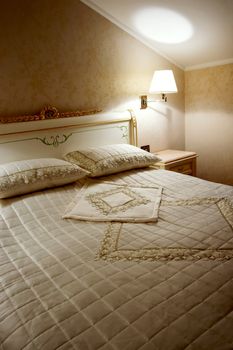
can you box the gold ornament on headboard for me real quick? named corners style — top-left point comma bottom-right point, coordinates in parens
top-left (0, 106), bottom-right (102, 123)
top-left (40, 106), bottom-right (59, 120)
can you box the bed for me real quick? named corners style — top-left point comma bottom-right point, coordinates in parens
top-left (1, 110), bottom-right (233, 350)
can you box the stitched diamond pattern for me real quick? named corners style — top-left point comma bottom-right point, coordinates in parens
top-left (87, 187), bottom-right (150, 214)
top-left (1, 170), bottom-right (233, 350)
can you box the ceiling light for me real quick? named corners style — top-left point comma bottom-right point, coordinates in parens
top-left (134, 7), bottom-right (193, 44)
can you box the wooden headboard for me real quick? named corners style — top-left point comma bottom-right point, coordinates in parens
top-left (0, 109), bottom-right (138, 164)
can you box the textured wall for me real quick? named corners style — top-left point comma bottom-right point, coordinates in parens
top-left (185, 64), bottom-right (233, 185)
top-left (0, 0), bottom-right (185, 152)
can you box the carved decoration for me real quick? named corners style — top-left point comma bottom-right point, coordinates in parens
top-left (0, 106), bottom-right (101, 124)
top-left (118, 125), bottom-right (129, 142)
top-left (36, 134), bottom-right (73, 147)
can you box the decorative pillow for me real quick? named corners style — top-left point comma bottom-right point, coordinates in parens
top-left (0, 158), bottom-right (89, 199)
top-left (64, 144), bottom-right (160, 177)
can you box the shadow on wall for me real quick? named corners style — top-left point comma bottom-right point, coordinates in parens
top-left (107, 96), bottom-right (184, 153)
top-left (185, 64), bottom-right (233, 185)
top-left (136, 106), bottom-right (184, 152)
top-left (148, 106), bottom-right (170, 117)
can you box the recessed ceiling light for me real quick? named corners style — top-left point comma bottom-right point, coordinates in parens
top-left (134, 7), bottom-right (193, 44)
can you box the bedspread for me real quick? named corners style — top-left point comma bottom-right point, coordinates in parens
top-left (1, 169), bottom-right (233, 350)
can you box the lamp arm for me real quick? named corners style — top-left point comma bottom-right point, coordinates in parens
top-left (140, 94), bottom-right (167, 109)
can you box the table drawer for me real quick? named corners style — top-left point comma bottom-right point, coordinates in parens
top-left (168, 161), bottom-right (193, 174)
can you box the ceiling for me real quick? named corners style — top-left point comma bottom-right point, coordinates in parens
top-left (81, 0), bottom-right (233, 70)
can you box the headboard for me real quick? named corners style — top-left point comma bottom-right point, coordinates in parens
top-left (0, 110), bottom-right (138, 164)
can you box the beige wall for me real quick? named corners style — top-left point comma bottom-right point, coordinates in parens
top-left (185, 64), bottom-right (233, 185)
top-left (1, 0), bottom-right (232, 185)
top-left (0, 0), bottom-right (185, 153)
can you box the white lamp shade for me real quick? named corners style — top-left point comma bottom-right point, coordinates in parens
top-left (149, 70), bottom-right (178, 94)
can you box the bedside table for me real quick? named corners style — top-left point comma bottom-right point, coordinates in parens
top-left (152, 149), bottom-right (198, 176)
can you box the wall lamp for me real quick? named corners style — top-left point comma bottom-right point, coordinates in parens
top-left (140, 69), bottom-right (178, 109)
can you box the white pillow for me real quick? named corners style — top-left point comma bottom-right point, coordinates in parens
top-left (0, 158), bottom-right (89, 199)
top-left (64, 144), bottom-right (160, 177)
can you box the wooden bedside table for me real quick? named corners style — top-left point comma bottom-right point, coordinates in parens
top-left (152, 149), bottom-right (198, 176)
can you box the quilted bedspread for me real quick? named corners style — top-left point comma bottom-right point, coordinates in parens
top-left (1, 168), bottom-right (233, 350)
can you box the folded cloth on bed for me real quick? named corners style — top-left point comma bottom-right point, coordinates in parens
top-left (63, 181), bottom-right (163, 222)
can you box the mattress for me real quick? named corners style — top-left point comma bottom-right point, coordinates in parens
top-left (1, 168), bottom-right (233, 350)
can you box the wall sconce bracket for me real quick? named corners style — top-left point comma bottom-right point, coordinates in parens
top-left (140, 95), bottom-right (148, 109)
top-left (140, 93), bottom-right (167, 109)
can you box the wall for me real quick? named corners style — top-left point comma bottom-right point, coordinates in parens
top-left (0, 0), bottom-right (185, 153)
top-left (185, 64), bottom-right (233, 185)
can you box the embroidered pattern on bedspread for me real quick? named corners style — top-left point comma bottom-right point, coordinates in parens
top-left (1, 168), bottom-right (233, 350)
top-left (97, 197), bottom-right (233, 261)
top-left (87, 187), bottom-right (150, 215)
top-left (63, 181), bottom-right (162, 222)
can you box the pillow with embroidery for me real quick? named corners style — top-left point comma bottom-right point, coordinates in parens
top-left (64, 144), bottom-right (160, 177)
top-left (0, 158), bottom-right (89, 199)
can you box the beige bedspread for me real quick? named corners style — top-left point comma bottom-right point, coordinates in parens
top-left (1, 168), bottom-right (233, 350)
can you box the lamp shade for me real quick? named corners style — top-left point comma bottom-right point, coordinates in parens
top-left (149, 70), bottom-right (178, 94)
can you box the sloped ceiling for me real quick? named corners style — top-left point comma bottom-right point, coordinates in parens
top-left (81, 0), bottom-right (233, 70)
